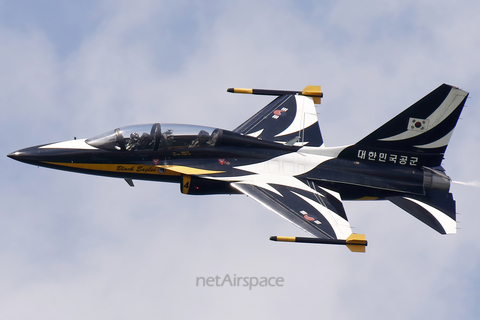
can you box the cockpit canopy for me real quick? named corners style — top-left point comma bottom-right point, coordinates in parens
top-left (86, 123), bottom-right (219, 151)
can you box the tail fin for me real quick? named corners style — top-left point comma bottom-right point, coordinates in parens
top-left (340, 84), bottom-right (468, 167)
top-left (232, 86), bottom-right (324, 147)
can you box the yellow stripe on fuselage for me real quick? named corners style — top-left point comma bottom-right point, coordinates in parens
top-left (356, 196), bottom-right (379, 200)
top-left (42, 162), bottom-right (225, 176)
top-left (157, 165), bottom-right (225, 175)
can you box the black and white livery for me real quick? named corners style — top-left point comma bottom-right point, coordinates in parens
top-left (8, 84), bottom-right (469, 252)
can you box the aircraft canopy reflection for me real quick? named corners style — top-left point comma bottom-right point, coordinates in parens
top-left (86, 123), bottom-right (218, 151)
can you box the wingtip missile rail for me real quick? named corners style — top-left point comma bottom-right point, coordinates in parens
top-left (269, 234), bottom-right (367, 253)
top-left (227, 85), bottom-right (323, 104)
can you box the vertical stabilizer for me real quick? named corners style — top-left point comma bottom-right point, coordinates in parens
top-left (338, 84), bottom-right (468, 167)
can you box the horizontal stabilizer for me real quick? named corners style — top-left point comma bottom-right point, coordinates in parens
top-left (387, 190), bottom-right (456, 234)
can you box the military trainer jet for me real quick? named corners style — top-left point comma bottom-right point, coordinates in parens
top-left (8, 84), bottom-right (468, 252)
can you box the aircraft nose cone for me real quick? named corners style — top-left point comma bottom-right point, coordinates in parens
top-left (7, 152), bottom-right (18, 160)
top-left (7, 146), bottom-right (40, 164)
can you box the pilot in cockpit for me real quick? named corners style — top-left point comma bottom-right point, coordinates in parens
top-left (126, 132), bottom-right (139, 151)
top-left (190, 130), bottom-right (211, 147)
top-left (126, 132), bottom-right (154, 151)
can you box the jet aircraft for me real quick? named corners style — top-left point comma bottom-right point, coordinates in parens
top-left (8, 84), bottom-right (469, 252)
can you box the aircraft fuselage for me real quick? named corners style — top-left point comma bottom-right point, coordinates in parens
top-left (8, 131), bottom-right (435, 200)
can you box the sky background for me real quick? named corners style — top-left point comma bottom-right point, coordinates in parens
top-left (1, 0), bottom-right (480, 319)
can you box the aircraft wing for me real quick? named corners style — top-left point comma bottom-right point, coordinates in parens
top-left (231, 178), bottom-right (353, 240)
top-left (233, 92), bottom-right (324, 147)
